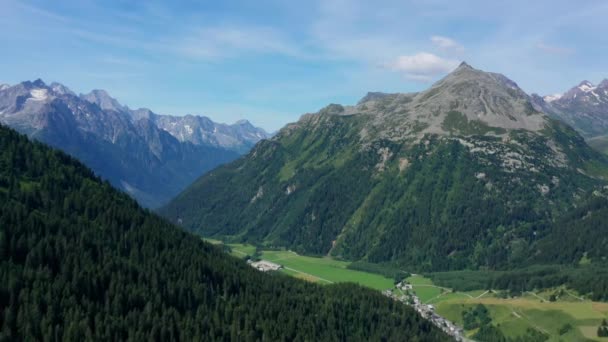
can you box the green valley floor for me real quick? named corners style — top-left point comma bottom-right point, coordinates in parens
top-left (223, 241), bottom-right (608, 342)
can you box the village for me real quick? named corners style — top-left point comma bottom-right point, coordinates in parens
top-left (247, 256), bottom-right (468, 341)
top-left (384, 281), bottom-right (468, 341)
top-left (248, 259), bottom-right (283, 272)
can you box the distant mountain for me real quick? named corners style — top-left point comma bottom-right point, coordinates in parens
top-left (161, 62), bottom-right (608, 271)
top-left (532, 79), bottom-right (608, 138)
top-left (152, 115), bottom-right (269, 154)
top-left (0, 124), bottom-right (447, 341)
top-left (0, 79), bottom-right (269, 207)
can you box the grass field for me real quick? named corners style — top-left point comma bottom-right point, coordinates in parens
top-left (436, 292), bottom-right (608, 341)
top-left (225, 243), bottom-right (258, 258)
top-left (209, 239), bottom-right (608, 341)
top-left (259, 250), bottom-right (395, 290)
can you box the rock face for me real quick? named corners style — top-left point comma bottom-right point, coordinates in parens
top-left (532, 79), bottom-right (608, 138)
top-left (152, 115), bottom-right (269, 154)
top-left (160, 63), bottom-right (608, 271)
top-left (0, 80), bottom-right (268, 207)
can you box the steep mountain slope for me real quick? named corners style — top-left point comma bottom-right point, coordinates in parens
top-left (532, 79), bottom-right (608, 138)
top-left (161, 63), bottom-right (608, 271)
top-left (0, 80), bottom-right (268, 207)
top-left (0, 124), bottom-right (447, 341)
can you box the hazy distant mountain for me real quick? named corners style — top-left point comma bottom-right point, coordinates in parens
top-left (532, 79), bottom-right (608, 138)
top-left (151, 114), bottom-right (269, 154)
top-left (161, 63), bottom-right (608, 271)
top-left (0, 79), bottom-right (269, 207)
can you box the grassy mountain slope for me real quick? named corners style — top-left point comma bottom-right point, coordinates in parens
top-left (161, 64), bottom-right (608, 272)
top-left (0, 125), bottom-right (447, 341)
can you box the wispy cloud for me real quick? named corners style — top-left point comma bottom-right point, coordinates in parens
top-left (431, 35), bottom-right (465, 54)
top-left (384, 52), bottom-right (460, 82)
top-left (175, 26), bottom-right (306, 60)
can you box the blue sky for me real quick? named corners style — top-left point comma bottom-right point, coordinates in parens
top-left (1, 0), bottom-right (607, 131)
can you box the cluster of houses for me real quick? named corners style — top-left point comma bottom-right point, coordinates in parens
top-left (248, 260), bottom-right (283, 272)
top-left (247, 258), bottom-right (467, 340)
top-left (383, 281), bottom-right (467, 341)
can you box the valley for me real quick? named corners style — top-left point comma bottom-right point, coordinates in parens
top-left (222, 241), bottom-right (608, 341)
top-left (4, 1), bottom-right (607, 341)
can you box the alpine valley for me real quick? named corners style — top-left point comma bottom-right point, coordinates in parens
top-left (0, 80), bottom-right (270, 208)
top-left (161, 63), bottom-right (608, 273)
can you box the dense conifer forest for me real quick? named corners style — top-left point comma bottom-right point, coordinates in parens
top-left (0, 125), bottom-right (447, 341)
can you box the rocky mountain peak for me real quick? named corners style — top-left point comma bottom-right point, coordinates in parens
top-left (50, 82), bottom-right (75, 96)
top-left (81, 89), bottom-right (126, 112)
top-left (32, 79), bottom-right (47, 88)
top-left (578, 80), bottom-right (594, 89)
top-left (456, 60), bottom-right (472, 70)
top-left (234, 119), bottom-right (252, 126)
top-left (535, 78), bottom-right (608, 138)
top-left (19, 79), bottom-right (47, 90)
top-left (0, 84), bottom-right (10, 91)
top-left (404, 63), bottom-right (545, 134)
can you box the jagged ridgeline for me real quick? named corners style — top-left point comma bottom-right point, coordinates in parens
top-left (0, 125), bottom-right (447, 340)
top-left (161, 63), bottom-right (608, 271)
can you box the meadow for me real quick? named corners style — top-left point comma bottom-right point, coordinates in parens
top-left (259, 250), bottom-right (395, 291)
top-left (221, 241), bottom-right (608, 341)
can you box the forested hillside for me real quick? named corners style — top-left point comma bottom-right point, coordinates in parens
top-left (0, 125), bottom-right (447, 341)
top-left (161, 64), bottom-right (608, 272)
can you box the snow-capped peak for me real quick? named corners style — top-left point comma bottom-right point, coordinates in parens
top-left (543, 93), bottom-right (562, 103)
top-left (577, 81), bottom-right (596, 92)
top-left (0, 84), bottom-right (9, 91)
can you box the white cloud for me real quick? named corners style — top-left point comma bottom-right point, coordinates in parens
top-left (431, 35), bottom-right (465, 53)
top-left (384, 52), bottom-right (460, 82)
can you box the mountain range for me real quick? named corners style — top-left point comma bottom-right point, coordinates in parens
top-left (531, 79), bottom-right (608, 155)
top-left (532, 79), bottom-right (608, 138)
top-left (0, 80), bottom-right (270, 208)
top-left (161, 62), bottom-right (608, 271)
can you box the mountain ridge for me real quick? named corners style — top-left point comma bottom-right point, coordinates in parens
top-left (161, 63), bottom-right (608, 271)
top-left (532, 78), bottom-right (608, 139)
top-left (0, 79), bottom-right (269, 207)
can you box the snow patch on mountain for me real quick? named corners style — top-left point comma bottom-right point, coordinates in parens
top-left (543, 94), bottom-right (562, 102)
top-left (29, 89), bottom-right (49, 101)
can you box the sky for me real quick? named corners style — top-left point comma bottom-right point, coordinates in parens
top-left (1, 0), bottom-right (607, 131)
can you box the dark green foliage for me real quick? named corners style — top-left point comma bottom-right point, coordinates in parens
top-left (427, 264), bottom-right (608, 301)
top-left (472, 324), bottom-right (507, 342)
top-left (347, 261), bottom-right (409, 281)
top-left (598, 326), bottom-right (608, 337)
top-left (462, 304), bottom-right (491, 330)
top-left (558, 323), bottom-right (572, 335)
top-left (510, 328), bottom-right (549, 342)
top-left (0, 125), bottom-right (448, 341)
top-left (533, 197), bottom-right (608, 264)
top-left (599, 318), bottom-right (608, 337)
top-left (442, 110), bottom-right (507, 135)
